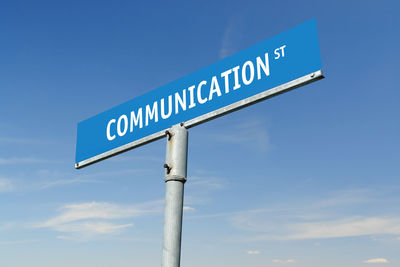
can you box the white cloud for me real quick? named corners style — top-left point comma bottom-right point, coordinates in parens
top-left (247, 250), bottom-right (260, 255)
top-left (183, 206), bottom-right (195, 211)
top-left (37, 201), bottom-right (163, 241)
top-left (272, 259), bottom-right (296, 264)
top-left (364, 258), bottom-right (389, 264)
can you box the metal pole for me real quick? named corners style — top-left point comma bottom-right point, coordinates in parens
top-left (162, 123), bottom-right (188, 267)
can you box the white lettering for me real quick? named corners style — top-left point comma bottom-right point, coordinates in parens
top-left (197, 80), bottom-right (208, 104)
top-left (161, 95), bottom-right (172, 119)
top-left (130, 108), bottom-right (143, 131)
top-left (209, 76), bottom-right (222, 101)
top-left (221, 69), bottom-right (232, 93)
top-left (256, 53), bottom-right (270, 79)
top-left (117, 115), bottom-right (128, 137)
top-left (232, 66), bottom-right (241, 90)
top-left (187, 85), bottom-right (196, 109)
top-left (175, 89), bottom-right (186, 114)
top-left (242, 60), bottom-right (255, 85)
top-left (274, 45), bottom-right (286, 59)
top-left (145, 101), bottom-right (158, 126)
top-left (280, 45), bottom-right (286, 57)
top-left (106, 119), bottom-right (116, 141)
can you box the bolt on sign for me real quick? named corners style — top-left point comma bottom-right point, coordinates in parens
top-left (75, 19), bottom-right (323, 168)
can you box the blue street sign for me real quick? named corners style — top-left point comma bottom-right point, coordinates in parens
top-left (75, 19), bottom-right (323, 168)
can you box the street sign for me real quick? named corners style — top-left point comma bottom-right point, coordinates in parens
top-left (75, 19), bottom-right (323, 168)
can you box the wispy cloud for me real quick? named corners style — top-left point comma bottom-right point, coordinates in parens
top-left (54, 222), bottom-right (133, 235)
top-left (0, 137), bottom-right (50, 145)
top-left (232, 211), bottom-right (400, 241)
top-left (0, 221), bottom-right (24, 232)
top-left (0, 239), bottom-right (39, 246)
top-left (219, 13), bottom-right (246, 59)
top-left (76, 168), bottom-right (154, 178)
top-left (283, 217), bottom-right (400, 240)
top-left (38, 177), bottom-right (99, 190)
top-left (272, 259), bottom-right (296, 264)
top-left (0, 174), bottom-right (98, 193)
top-left (311, 188), bottom-right (376, 209)
top-left (224, 188), bottom-right (400, 241)
top-left (183, 206), bottom-right (195, 211)
top-left (39, 201), bottom-right (161, 227)
top-left (186, 211), bottom-right (238, 220)
top-left (208, 119), bottom-right (270, 151)
top-left (36, 168), bottom-right (157, 189)
top-left (0, 157), bottom-right (59, 165)
top-left (186, 208), bottom-right (278, 220)
top-left (0, 168), bottom-right (150, 193)
top-left (0, 178), bottom-right (14, 193)
top-left (187, 176), bottom-right (226, 190)
top-left (364, 258), bottom-right (389, 264)
top-left (36, 201), bottom-right (163, 241)
top-left (247, 250), bottom-right (260, 255)
top-left (109, 155), bottom-right (163, 163)
top-left (184, 176), bottom-right (227, 205)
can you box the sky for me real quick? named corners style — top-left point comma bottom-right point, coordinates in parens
top-left (0, 0), bottom-right (399, 266)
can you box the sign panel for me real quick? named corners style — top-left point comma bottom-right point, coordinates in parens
top-left (75, 19), bottom-right (323, 168)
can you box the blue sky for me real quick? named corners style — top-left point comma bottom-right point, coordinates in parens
top-left (0, 1), bottom-right (399, 266)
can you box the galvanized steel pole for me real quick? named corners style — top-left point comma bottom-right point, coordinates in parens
top-left (162, 124), bottom-right (188, 267)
